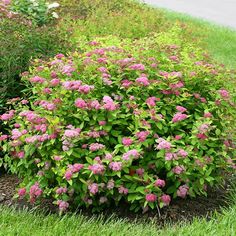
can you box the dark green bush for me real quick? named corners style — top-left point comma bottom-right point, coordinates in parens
top-left (0, 6), bottom-right (73, 113)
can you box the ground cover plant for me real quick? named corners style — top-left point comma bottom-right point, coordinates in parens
top-left (0, 29), bottom-right (235, 213)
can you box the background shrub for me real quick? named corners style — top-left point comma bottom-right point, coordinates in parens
top-left (11, 0), bottom-right (60, 26)
top-left (0, 3), bottom-right (73, 113)
top-left (1, 30), bottom-right (235, 213)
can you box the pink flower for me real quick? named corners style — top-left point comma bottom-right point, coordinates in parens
top-left (198, 124), bottom-right (209, 133)
top-left (175, 135), bottom-right (182, 140)
top-left (177, 185), bottom-right (189, 198)
top-left (129, 63), bottom-right (145, 71)
top-left (118, 186), bottom-right (129, 195)
top-left (145, 193), bottom-right (157, 202)
top-left (121, 80), bottom-right (133, 88)
top-left (29, 183), bottom-right (42, 203)
top-left (172, 166), bottom-right (185, 175)
top-left (30, 76), bottom-right (45, 84)
top-left (204, 112), bottom-right (212, 118)
top-left (18, 188), bottom-right (26, 197)
top-left (97, 67), bottom-right (108, 73)
top-left (102, 96), bottom-right (117, 111)
top-left (57, 200), bottom-right (69, 212)
top-left (154, 179), bottom-right (165, 188)
top-left (172, 113), bottom-right (188, 123)
top-left (88, 100), bottom-right (101, 110)
top-left (17, 151), bottom-right (25, 159)
top-left (0, 110), bottom-right (15, 121)
top-left (89, 143), bottom-right (105, 151)
top-left (177, 149), bottom-right (188, 158)
top-left (122, 149), bottom-right (139, 161)
top-left (21, 100), bottom-right (28, 105)
top-left (99, 120), bottom-right (106, 126)
top-left (56, 187), bottom-right (67, 195)
top-left (0, 135), bottom-right (8, 141)
top-left (43, 88), bottom-right (52, 94)
top-left (196, 133), bottom-right (207, 140)
top-left (72, 163), bottom-right (84, 172)
top-left (156, 138), bottom-right (171, 150)
top-left (56, 53), bottom-right (65, 59)
top-left (79, 85), bottom-right (94, 94)
top-left (136, 131), bottom-right (149, 142)
top-left (89, 164), bottom-right (105, 175)
top-left (160, 194), bottom-right (171, 206)
top-left (88, 183), bottom-right (99, 195)
top-left (136, 76), bottom-right (150, 86)
top-left (219, 89), bottom-right (229, 99)
top-left (176, 106), bottom-right (187, 113)
top-left (146, 97), bottom-right (157, 107)
top-left (136, 168), bottom-right (144, 176)
top-left (109, 162), bottom-right (122, 171)
top-left (105, 153), bottom-right (113, 161)
top-left (64, 170), bottom-right (73, 181)
top-left (165, 152), bottom-right (174, 161)
top-left (50, 79), bottom-right (60, 86)
top-left (75, 98), bottom-right (87, 109)
top-left (107, 179), bottom-right (115, 190)
top-left (122, 137), bottom-right (133, 146)
top-left (62, 65), bottom-right (76, 76)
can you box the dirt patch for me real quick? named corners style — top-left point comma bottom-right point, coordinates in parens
top-left (0, 174), bottom-right (232, 224)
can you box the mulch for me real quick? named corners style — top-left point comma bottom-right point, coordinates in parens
top-left (0, 173), bottom-right (233, 225)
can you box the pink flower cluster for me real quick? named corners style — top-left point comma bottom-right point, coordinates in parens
top-left (172, 165), bottom-right (185, 175)
top-left (88, 183), bottom-right (99, 195)
top-left (161, 194), bottom-right (171, 206)
top-left (118, 186), bottom-right (129, 195)
top-left (64, 163), bottom-right (84, 180)
top-left (0, 110), bottom-right (15, 121)
top-left (109, 162), bottom-right (122, 171)
top-left (177, 185), bottom-right (189, 198)
top-left (57, 200), bottom-right (69, 212)
top-left (56, 187), bottom-right (67, 195)
top-left (154, 179), bottom-right (166, 188)
top-left (172, 113), bottom-right (188, 123)
top-left (122, 149), bottom-right (140, 161)
top-left (129, 63), bottom-right (145, 71)
top-left (156, 138), bottom-right (171, 150)
top-left (136, 131), bottom-right (149, 142)
top-left (29, 182), bottom-right (43, 203)
top-left (89, 164), bottom-right (105, 175)
top-left (103, 96), bottom-right (117, 111)
top-left (30, 76), bottom-right (45, 84)
top-left (89, 143), bottom-right (105, 152)
top-left (39, 100), bottom-right (56, 111)
top-left (146, 97), bottom-right (158, 107)
top-left (145, 193), bottom-right (157, 202)
top-left (122, 137), bottom-right (133, 146)
top-left (135, 76), bottom-right (150, 86)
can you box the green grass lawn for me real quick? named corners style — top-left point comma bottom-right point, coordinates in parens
top-left (1, 1), bottom-right (236, 235)
top-left (160, 8), bottom-right (236, 69)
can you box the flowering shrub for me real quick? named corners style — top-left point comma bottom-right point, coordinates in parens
top-left (0, 30), bottom-right (235, 213)
top-left (11, 0), bottom-right (60, 26)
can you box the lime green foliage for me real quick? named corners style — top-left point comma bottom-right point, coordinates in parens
top-left (60, 0), bottom-right (167, 40)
